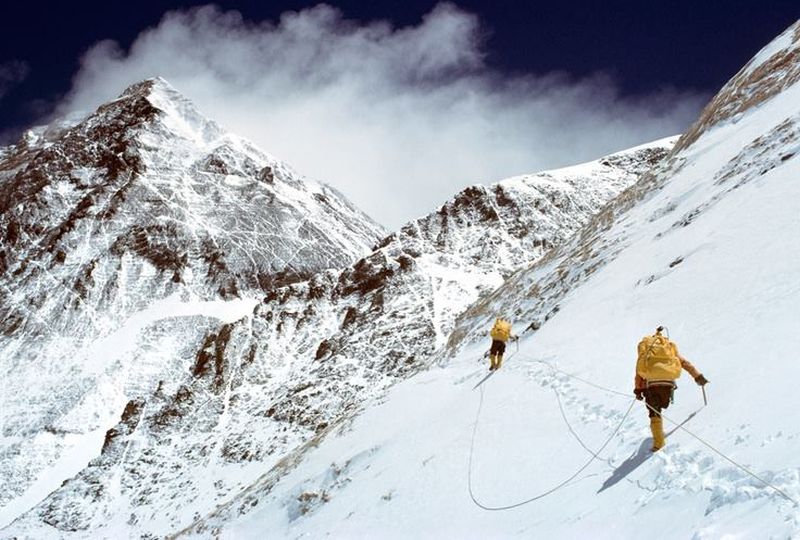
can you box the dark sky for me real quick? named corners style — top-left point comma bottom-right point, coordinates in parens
top-left (1, 1), bottom-right (799, 140)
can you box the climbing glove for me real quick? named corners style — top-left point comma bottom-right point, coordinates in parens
top-left (694, 374), bottom-right (709, 386)
top-left (634, 388), bottom-right (644, 401)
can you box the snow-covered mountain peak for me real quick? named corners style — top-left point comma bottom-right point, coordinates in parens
top-left (374, 138), bottom-right (673, 284)
top-left (111, 77), bottom-right (226, 145)
top-left (118, 76), bottom-right (175, 99)
top-left (96, 77), bottom-right (333, 196)
top-left (128, 77), bottom-right (226, 144)
top-left (0, 77), bottom-right (386, 530)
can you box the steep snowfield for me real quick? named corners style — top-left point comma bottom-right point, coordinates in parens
top-left (0, 108), bottom-right (672, 535)
top-left (173, 22), bottom-right (800, 539)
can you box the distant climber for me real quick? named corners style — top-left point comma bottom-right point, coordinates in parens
top-left (488, 318), bottom-right (518, 371)
top-left (634, 326), bottom-right (709, 452)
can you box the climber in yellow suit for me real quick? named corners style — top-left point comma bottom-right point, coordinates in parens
top-left (489, 318), bottom-right (518, 371)
top-left (634, 326), bottom-right (709, 451)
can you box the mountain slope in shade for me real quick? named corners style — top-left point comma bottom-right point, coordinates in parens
top-left (168, 21), bottom-right (800, 539)
top-left (0, 78), bottom-right (384, 527)
top-left (0, 130), bottom-right (675, 537)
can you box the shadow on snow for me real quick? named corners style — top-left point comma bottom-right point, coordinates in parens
top-left (598, 410), bottom-right (700, 493)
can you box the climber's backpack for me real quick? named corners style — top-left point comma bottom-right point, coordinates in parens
top-left (490, 319), bottom-right (512, 342)
top-left (636, 333), bottom-right (682, 381)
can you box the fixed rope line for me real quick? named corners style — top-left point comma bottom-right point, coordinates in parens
top-left (480, 353), bottom-right (799, 508)
top-left (528, 359), bottom-right (631, 398)
top-left (532, 357), bottom-right (797, 506)
top-left (467, 350), bottom-right (632, 511)
top-left (641, 398), bottom-right (798, 506)
top-left (467, 376), bottom-right (637, 511)
top-left (552, 386), bottom-right (613, 464)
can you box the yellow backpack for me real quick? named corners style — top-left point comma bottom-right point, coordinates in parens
top-left (636, 333), bottom-right (682, 381)
top-left (490, 319), bottom-right (512, 342)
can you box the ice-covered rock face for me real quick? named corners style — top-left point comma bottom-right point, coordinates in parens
top-left (378, 140), bottom-right (672, 276)
top-left (0, 122), bottom-right (674, 536)
top-left (0, 78), bottom-right (384, 527)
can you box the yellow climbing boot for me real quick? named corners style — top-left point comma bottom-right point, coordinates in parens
top-left (495, 355), bottom-right (504, 370)
top-left (650, 416), bottom-right (665, 452)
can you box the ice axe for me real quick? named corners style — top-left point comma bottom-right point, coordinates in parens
top-left (701, 385), bottom-right (708, 406)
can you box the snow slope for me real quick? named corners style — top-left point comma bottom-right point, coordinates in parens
top-left (174, 21), bottom-right (800, 539)
top-left (1, 111), bottom-right (673, 535)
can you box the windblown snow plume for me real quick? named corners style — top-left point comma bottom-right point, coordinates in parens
top-left (55, 3), bottom-right (704, 228)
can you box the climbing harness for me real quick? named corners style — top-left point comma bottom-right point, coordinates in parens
top-left (467, 351), bottom-right (799, 509)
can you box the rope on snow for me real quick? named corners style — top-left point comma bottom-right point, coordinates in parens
top-left (467, 377), bottom-right (636, 510)
top-left (467, 354), bottom-right (799, 509)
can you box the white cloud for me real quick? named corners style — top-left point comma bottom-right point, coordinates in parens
top-left (0, 60), bottom-right (29, 101)
top-left (57, 3), bottom-right (707, 229)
